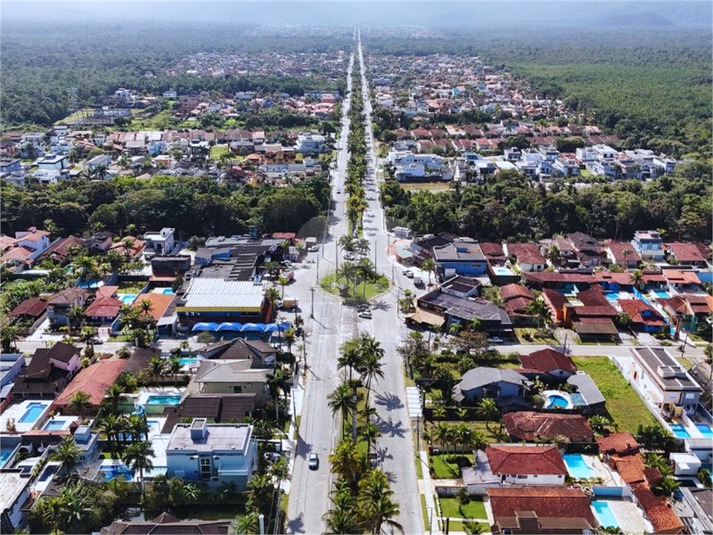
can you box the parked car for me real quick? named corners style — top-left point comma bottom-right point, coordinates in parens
top-left (91, 338), bottom-right (104, 345)
top-left (308, 245), bottom-right (319, 253)
top-left (403, 269), bottom-right (414, 278)
top-left (487, 337), bottom-right (504, 344)
top-left (413, 277), bottom-right (425, 287)
top-left (357, 304), bottom-right (370, 312)
top-left (308, 453), bottom-right (319, 470)
top-left (358, 310), bottom-right (373, 319)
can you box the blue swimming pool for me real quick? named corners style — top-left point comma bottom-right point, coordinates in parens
top-left (146, 395), bottom-right (182, 405)
top-left (178, 357), bottom-right (199, 366)
top-left (695, 424), bottom-right (713, 438)
top-left (19, 402), bottom-right (48, 423)
top-left (670, 424), bottom-right (691, 439)
top-left (0, 448), bottom-right (13, 467)
top-left (100, 465), bottom-right (132, 482)
top-left (152, 288), bottom-right (175, 295)
top-left (118, 294), bottom-right (138, 305)
top-left (43, 420), bottom-right (67, 431)
top-left (546, 394), bottom-right (569, 409)
top-left (592, 501), bottom-right (619, 528)
top-left (651, 289), bottom-right (671, 299)
top-left (564, 454), bottom-right (596, 479)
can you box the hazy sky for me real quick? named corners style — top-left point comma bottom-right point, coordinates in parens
top-left (2, 0), bottom-right (711, 26)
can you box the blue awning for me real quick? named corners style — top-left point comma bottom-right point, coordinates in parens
top-left (216, 322), bottom-right (243, 331)
top-left (192, 322), bottom-right (219, 332)
top-left (241, 323), bottom-right (266, 332)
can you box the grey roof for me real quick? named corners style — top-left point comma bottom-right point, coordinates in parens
top-left (167, 422), bottom-right (252, 453)
top-left (567, 373), bottom-right (606, 406)
top-left (183, 279), bottom-right (265, 310)
top-left (433, 240), bottom-right (486, 262)
top-left (0, 471), bottom-right (30, 514)
top-left (632, 347), bottom-right (703, 392)
top-left (456, 367), bottom-right (528, 393)
top-left (461, 450), bottom-right (499, 486)
top-left (420, 290), bottom-right (511, 324)
top-left (195, 360), bottom-right (270, 383)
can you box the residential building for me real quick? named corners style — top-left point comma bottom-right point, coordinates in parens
top-left (295, 132), bottom-right (326, 153)
top-left (101, 513), bottom-right (232, 535)
top-left (11, 342), bottom-right (81, 400)
top-left (0, 158), bottom-right (21, 173)
top-left (53, 359), bottom-right (128, 414)
top-left (502, 411), bottom-right (594, 443)
top-left (485, 444), bottom-right (567, 486)
top-left (86, 154), bottom-right (112, 171)
top-left (432, 238), bottom-right (487, 279)
top-left (626, 347), bottom-right (702, 415)
top-left (83, 231), bottom-right (113, 253)
top-left (165, 419), bottom-right (258, 490)
top-left (632, 230), bottom-right (665, 262)
top-left (618, 299), bottom-right (666, 333)
top-left (505, 243), bottom-right (547, 272)
top-left (37, 154), bottom-right (69, 171)
top-left (177, 279), bottom-right (267, 324)
top-left (673, 488), bottom-right (713, 535)
top-left (416, 288), bottom-right (512, 335)
top-left (488, 487), bottom-right (598, 535)
top-left (0, 470), bottom-right (32, 533)
top-left (664, 242), bottom-right (708, 267)
top-left (518, 348), bottom-right (577, 380)
top-left (196, 338), bottom-right (276, 366)
top-left (143, 227), bottom-right (176, 255)
top-left (663, 270), bottom-right (701, 292)
top-left (607, 241), bottom-right (641, 269)
top-left (452, 367), bottom-right (529, 403)
top-left (194, 360), bottom-right (271, 405)
top-left (161, 393), bottom-right (257, 434)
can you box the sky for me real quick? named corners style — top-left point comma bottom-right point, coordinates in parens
top-left (2, 0), bottom-right (711, 26)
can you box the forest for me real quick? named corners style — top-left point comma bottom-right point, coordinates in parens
top-left (379, 161), bottom-right (712, 243)
top-left (366, 25), bottom-right (712, 156)
top-left (0, 175), bottom-right (332, 238)
top-left (0, 22), bottom-right (350, 127)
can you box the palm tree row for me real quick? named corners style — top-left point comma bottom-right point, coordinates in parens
top-left (428, 422), bottom-right (487, 456)
top-left (337, 333), bottom-right (385, 404)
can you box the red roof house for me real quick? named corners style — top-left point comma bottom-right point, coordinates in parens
top-left (84, 295), bottom-right (123, 323)
top-left (618, 299), bottom-right (666, 333)
top-left (519, 348), bottom-right (577, 379)
top-left (53, 359), bottom-right (128, 413)
top-left (486, 445), bottom-right (567, 483)
top-left (502, 411), bottom-right (594, 442)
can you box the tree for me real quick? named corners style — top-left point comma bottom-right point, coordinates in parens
top-left (278, 276), bottom-right (290, 299)
top-left (234, 510), bottom-right (261, 535)
top-left (104, 383), bottom-right (125, 415)
top-left (617, 312), bottom-right (632, 329)
top-left (245, 472), bottom-right (274, 516)
top-left (283, 327), bottom-right (296, 357)
top-left (360, 353), bottom-right (385, 405)
top-left (148, 357), bottom-right (165, 384)
top-left (329, 440), bottom-right (362, 484)
top-left (421, 259), bottom-right (436, 287)
top-left (53, 436), bottom-right (82, 476)
top-left (455, 487), bottom-right (471, 515)
top-left (328, 383), bottom-right (357, 438)
top-left (67, 304), bottom-right (86, 334)
top-left (339, 339), bottom-right (364, 384)
top-left (123, 441), bottom-right (154, 501)
top-left (656, 475), bottom-right (681, 497)
top-left (99, 413), bottom-right (122, 454)
top-left (264, 287), bottom-right (281, 319)
top-left (68, 390), bottom-right (92, 419)
top-left (589, 415), bottom-right (612, 435)
top-left (435, 422), bottom-right (453, 455)
top-left (463, 521), bottom-right (485, 535)
top-left (361, 492), bottom-right (403, 534)
top-left (167, 357), bottom-right (182, 386)
top-left (476, 398), bottom-right (499, 432)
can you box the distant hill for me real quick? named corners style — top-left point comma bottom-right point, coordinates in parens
top-left (597, 10), bottom-right (676, 27)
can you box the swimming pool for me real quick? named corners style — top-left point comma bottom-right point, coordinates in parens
top-left (19, 402), bottom-right (48, 423)
top-left (152, 288), bottom-right (175, 295)
top-left (146, 395), bottom-right (182, 405)
top-left (100, 464), bottom-right (133, 482)
top-left (564, 454), bottom-right (596, 479)
top-left (0, 448), bottom-right (13, 467)
top-left (43, 420), bottom-right (68, 431)
top-left (695, 423), bottom-right (713, 438)
top-left (592, 501), bottom-right (619, 528)
top-left (650, 289), bottom-right (671, 299)
top-left (543, 390), bottom-right (573, 409)
top-left (547, 395), bottom-right (569, 408)
top-left (178, 357), bottom-right (199, 366)
top-left (670, 424), bottom-right (691, 439)
top-left (118, 294), bottom-right (138, 305)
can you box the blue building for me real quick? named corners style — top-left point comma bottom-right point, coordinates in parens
top-left (165, 419), bottom-right (257, 490)
top-left (432, 239), bottom-right (487, 280)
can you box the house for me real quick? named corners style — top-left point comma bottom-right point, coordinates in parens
top-left (663, 270), bottom-right (701, 292)
top-left (502, 411), bottom-right (594, 442)
top-left (452, 367), bottom-right (529, 403)
top-left (53, 359), bottom-right (128, 414)
top-left (295, 133), bottom-right (326, 153)
top-left (485, 444), bottom-right (567, 486)
top-left (8, 297), bottom-right (48, 324)
top-left (86, 154), bottom-right (112, 171)
top-left (664, 242), bottom-right (707, 267)
top-left (83, 231), bottom-right (114, 253)
top-left (12, 228), bottom-right (51, 253)
top-left (632, 230), bottom-right (665, 262)
top-left (505, 243), bottom-right (547, 272)
top-left (11, 343), bottom-right (81, 400)
top-left (416, 288), bottom-right (512, 335)
top-left (0, 470), bottom-right (32, 533)
top-left (194, 360), bottom-right (271, 405)
top-left (673, 488), bottom-right (713, 535)
top-left (432, 238), bottom-right (487, 279)
top-left (0, 354), bottom-right (25, 410)
top-left (197, 338), bottom-right (276, 367)
top-left (0, 158), bottom-right (21, 173)
top-left (487, 487), bottom-right (598, 535)
top-left (143, 227), bottom-right (175, 255)
top-left (607, 241), bottom-right (641, 269)
top-left (84, 294), bottom-right (123, 325)
top-left (518, 348), bottom-right (577, 380)
top-left (566, 373), bottom-right (607, 414)
top-left (626, 347), bottom-right (702, 415)
top-left (37, 154), bottom-right (69, 171)
top-left (178, 279), bottom-right (267, 325)
top-left (659, 296), bottom-right (697, 333)
top-left (480, 242), bottom-right (506, 265)
top-left (161, 393), bottom-right (257, 434)
top-left (72, 424), bottom-right (101, 462)
top-left (568, 232), bottom-right (604, 267)
top-left (618, 299), bottom-right (666, 333)
top-left (37, 236), bottom-right (83, 264)
top-left (100, 513), bottom-right (232, 535)
top-left (110, 236), bottom-right (145, 257)
top-left (165, 419), bottom-right (257, 490)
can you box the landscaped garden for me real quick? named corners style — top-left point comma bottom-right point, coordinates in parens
top-left (573, 356), bottom-right (658, 432)
top-left (320, 272), bottom-right (390, 301)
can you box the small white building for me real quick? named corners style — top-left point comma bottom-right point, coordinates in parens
top-left (143, 228), bottom-right (175, 255)
top-left (0, 471), bottom-right (31, 532)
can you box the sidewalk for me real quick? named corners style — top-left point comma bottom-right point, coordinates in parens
top-left (281, 360), bottom-right (306, 494)
top-left (420, 450), bottom-right (443, 535)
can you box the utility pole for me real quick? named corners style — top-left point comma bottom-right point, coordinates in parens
top-left (310, 287), bottom-right (315, 319)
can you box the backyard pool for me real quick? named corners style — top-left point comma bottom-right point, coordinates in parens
top-left (19, 402), bottom-right (49, 423)
top-left (43, 419), bottom-right (68, 431)
top-left (564, 454), bottom-right (596, 479)
top-left (100, 464), bottom-right (133, 482)
top-left (0, 448), bottom-right (13, 467)
top-left (543, 390), bottom-right (573, 409)
top-left (670, 424), bottom-right (691, 439)
top-left (592, 501), bottom-right (619, 529)
top-left (146, 395), bottom-right (182, 405)
top-left (118, 294), bottom-right (138, 305)
top-left (695, 423), bottom-right (713, 438)
top-left (152, 288), bottom-right (175, 295)
top-left (178, 357), bottom-right (200, 367)
top-left (650, 289), bottom-right (671, 299)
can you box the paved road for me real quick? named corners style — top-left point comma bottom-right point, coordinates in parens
top-left (285, 52), bottom-right (356, 535)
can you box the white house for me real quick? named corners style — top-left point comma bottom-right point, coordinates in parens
top-left (37, 154), bottom-right (69, 171)
top-left (165, 419), bottom-right (258, 490)
top-left (13, 229), bottom-right (50, 253)
top-left (631, 230), bottom-right (665, 262)
top-left (86, 154), bottom-right (112, 171)
top-left (295, 133), bottom-right (326, 154)
top-left (143, 228), bottom-right (175, 255)
top-left (0, 471), bottom-right (31, 532)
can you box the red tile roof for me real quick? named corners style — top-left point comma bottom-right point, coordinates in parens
top-left (503, 411), bottom-right (594, 442)
top-left (47, 287), bottom-right (88, 305)
top-left (486, 445), bottom-right (567, 476)
top-left (41, 236), bottom-right (83, 261)
top-left (503, 296), bottom-right (535, 315)
top-left (594, 271), bottom-right (634, 285)
top-left (607, 242), bottom-right (641, 263)
top-left (84, 295), bottom-right (123, 319)
top-left (54, 359), bottom-right (128, 408)
top-left (507, 243), bottom-right (547, 265)
top-left (577, 287), bottom-right (611, 306)
top-left (519, 348), bottom-right (577, 374)
top-left (9, 297), bottom-right (48, 317)
top-left (663, 270), bottom-right (701, 285)
top-left (1, 245), bottom-right (33, 262)
top-left (132, 292), bottom-right (175, 321)
top-left (488, 487), bottom-right (597, 528)
top-left (618, 299), bottom-right (666, 326)
top-left (631, 482), bottom-right (684, 534)
top-left (523, 271), bottom-right (596, 285)
top-left (597, 432), bottom-right (639, 455)
top-left (665, 242), bottom-right (706, 263)
top-left (500, 284), bottom-right (535, 301)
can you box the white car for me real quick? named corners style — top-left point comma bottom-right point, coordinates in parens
top-left (487, 337), bottom-right (504, 344)
top-left (358, 310), bottom-right (373, 319)
top-left (308, 453), bottom-right (319, 470)
top-left (403, 269), bottom-right (414, 278)
top-left (308, 245), bottom-right (319, 253)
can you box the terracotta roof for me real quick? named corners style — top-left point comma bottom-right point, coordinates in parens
top-left (1, 245), bottom-right (33, 262)
top-left (594, 271), bottom-right (633, 285)
top-left (519, 348), bottom-right (576, 374)
top-left (132, 293), bottom-right (175, 320)
top-left (682, 293), bottom-right (713, 315)
top-left (47, 287), bottom-right (88, 305)
top-left (619, 299), bottom-right (666, 326)
top-left (8, 297), bottom-right (48, 317)
top-left (96, 285), bottom-right (119, 298)
top-left (523, 271), bottom-right (596, 285)
top-left (577, 287), bottom-right (611, 306)
top-left (503, 296), bottom-right (535, 315)
top-left (607, 242), bottom-right (641, 263)
top-left (479, 242), bottom-right (505, 259)
top-left (507, 243), bottom-right (546, 265)
top-left (486, 445), bottom-right (567, 476)
top-left (502, 411), bottom-right (594, 442)
top-left (663, 270), bottom-right (700, 285)
top-left (571, 304), bottom-right (619, 317)
top-left (84, 295), bottom-right (123, 319)
top-left (488, 487), bottom-right (597, 529)
top-left (542, 288), bottom-right (568, 310)
top-left (573, 320), bottom-right (618, 335)
top-left (631, 482), bottom-right (684, 534)
top-left (54, 359), bottom-right (128, 408)
top-left (611, 453), bottom-right (648, 484)
top-left (665, 242), bottom-right (706, 263)
top-left (40, 236), bottom-right (83, 261)
top-left (110, 236), bottom-right (145, 256)
top-left (641, 271), bottom-right (666, 283)
top-left (500, 284), bottom-right (535, 301)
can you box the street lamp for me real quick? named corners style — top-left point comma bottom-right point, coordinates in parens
top-left (310, 287), bottom-right (315, 319)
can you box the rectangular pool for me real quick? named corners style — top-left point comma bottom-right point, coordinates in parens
top-left (43, 420), bottom-right (68, 431)
top-left (152, 288), bottom-right (175, 295)
top-left (0, 448), bottom-right (13, 467)
top-left (650, 289), bottom-right (671, 299)
top-left (19, 402), bottom-right (48, 423)
top-left (564, 454), bottom-right (596, 479)
top-left (100, 465), bottom-right (133, 482)
top-left (670, 424), bottom-right (691, 439)
top-left (146, 395), bottom-right (182, 405)
top-left (695, 424), bottom-right (713, 438)
top-left (592, 501), bottom-right (619, 529)
top-left (118, 294), bottom-right (138, 305)
top-left (178, 357), bottom-right (199, 366)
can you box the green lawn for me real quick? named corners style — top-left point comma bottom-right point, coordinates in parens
top-left (573, 357), bottom-right (658, 433)
top-left (320, 273), bottom-right (390, 301)
top-left (448, 520), bottom-right (491, 532)
top-left (430, 453), bottom-right (471, 479)
top-left (420, 494), bottom-right (430, 530)
top-left (210, 144), bottom-right (230, 159)
top-left (439, 497), bottom-right (487, 519)
top-left (400, 182), bottom-right (450, 192)
top-left (514, 328), bottom-right (558, 344)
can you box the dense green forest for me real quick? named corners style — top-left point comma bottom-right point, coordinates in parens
top-left (0, 22), bottom-right (351, 126)
top-left (367, 26), bottom-right (713, 156)
top-left (0, 175), bottom-right (332, 237)
top-left (380, 161), bottom-right (712, 242)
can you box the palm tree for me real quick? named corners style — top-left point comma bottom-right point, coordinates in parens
top-left (435, 422), bottom-right (453, 455)
top-left (283, 327), bottom-right (296, 357)
top-left (547, 244), bottom-right (561, 266)
top-left (621, 247), bottom-right (633, 267)
top-left (234, 510), bottom-right (261, 535)
top-left (123, 441), bottom-right (154, 500)
top-left (355, 237), bottom-right (370, 257)
top-left (121, 237), bottom-right (136, 257)
top-left (148, 357), bottom-right (165, 384)
top-left (657, 475), bottom-right (681, 497)
top-left (263, 261), bottom-right (281, 280)
top-left (52, 436), bottom-right (82, 476)
top-left (267, 368), bottom-right (289, 405)
top-left (329, 440), bottom-right (362, 483)
top-left (476, 398), bottom-right (499, 432)
top-left (42, 496), bottom-right (65, 535)
top-left (67, 305), bottom-right (86, 334)
top-left (357, 258), bottom-right (375, 298)
top-left (322, 505), bottom-right (361, 535)
top-left (167, 357), bottom-right (182, 386)
top-left (127, 414), bottom-right (149, 443)
top-left (68, 391), bottom-right (92, 419)
top-left (421, 258), bottom-right (436, 287)
top-left (339, 234), bottom-right (356, 254)
top-left (99, 413), bottom-right (121, 454)
top-left (632, 269), bottom-right (644, 290)
top-left (264, 287), bottom-right (281, 319)
top-left (328, 383), bottom-right (358, 438)
top-left (104, 383), bottom-right (125, 414)
top-left (362, 493), bottom-right (403, 534)
top-left (73, 255), bottom-right (98, 280)
top-left (526, 298), bottom-right (552, 330)
top-left (339, 339), bottom-right (363, 384)
top-left (360, 353), bottom-right (384, 405)
top-left (278, 276), bottom-right (290, 299)
top-left (138, 298), bottom-right (154, 318)
top-left (359, 420), bottom-right (381, 457)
